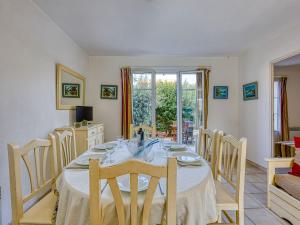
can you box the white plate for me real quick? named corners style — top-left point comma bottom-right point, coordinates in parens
top-left (94, 143), bottom-right (115, 151)
top-left (163, 141), bottom-right (176, 148)
top-left (118, 175), bottom-right (149, 192)
top-left (74, 154), bottom-right (105, 166)
top-left (174, 152), bottom-right (202, 162)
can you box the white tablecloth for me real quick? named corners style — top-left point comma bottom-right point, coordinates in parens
top-left (55, 144), bottom-right (218, 225)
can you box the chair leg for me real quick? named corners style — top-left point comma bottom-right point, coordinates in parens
top-left (218, 210), bottom-right (222, 223)
top-left (237, 210), bottom-right (244, 225)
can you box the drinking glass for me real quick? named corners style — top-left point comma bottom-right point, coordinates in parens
top-left (116, 136), bottom-right (124, 148)
top-left (159, 138), bottom-right (164, 150)
top-left (107, 147), bottom-right (115, 163)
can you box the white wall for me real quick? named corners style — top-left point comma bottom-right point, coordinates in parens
top-left (239, 24), bottom-right (300, 167)
top-left (275, 65), bottom-right (300, 128)
top-left (0, 0), bottom-right (89, 224)
top-left (88, 56), bottom-right (240, 141)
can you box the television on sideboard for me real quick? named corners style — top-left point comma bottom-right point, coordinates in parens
top-left (76, 106), bottom-right (93, 122)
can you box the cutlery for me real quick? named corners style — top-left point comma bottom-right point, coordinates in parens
top-left (65, 166), bottom-right (88, 170)
top-left (101, 181), bottom-right (108, 193)
top-left (158, 180), bottom-right (165, 195)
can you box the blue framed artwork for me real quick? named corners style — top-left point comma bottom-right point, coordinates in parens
top-left (243, 81), bottom-right (258, 101)
top-left (213, 86), bottom-right (228, 99)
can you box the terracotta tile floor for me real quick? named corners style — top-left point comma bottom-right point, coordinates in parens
top-left (221, 162), bottom-right (292, 225)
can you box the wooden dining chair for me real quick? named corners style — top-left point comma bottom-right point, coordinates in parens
top-left (198, 128), bottom-right (223, 178)
top-left (55, 128), bottom-right (77, 172)
top-left (130, 124), bottom-right (157, 139)
top-left (210, 135), bottom-right (247, 225)
top-left (8, 134), bottom-right (58, 225)
top-left (89, 158), bottom-right (177, 225)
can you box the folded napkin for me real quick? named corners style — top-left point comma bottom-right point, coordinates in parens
top-left (177, 160), bottom-right (202, 167)
top-left (94, 143), bottom-right (114, 150)
top-left (65, 162), bottom-right (89, 169)
top-left (169, 144), bottom-right (186, 151)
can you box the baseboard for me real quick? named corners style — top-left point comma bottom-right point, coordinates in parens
top-left (247, 159), bottom-right (267, 172)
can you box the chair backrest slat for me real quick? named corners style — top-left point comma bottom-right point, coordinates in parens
top-left (166, 157), bottom-right (177, 225)
top-left (130, 173), bottom-right (138, 225)
top-left (42, 146), bottom-right (50, 183)
top-left (89, 160), bottom-right (101, 225)
top-left (108, 177), bottom-right (126, 225)
top-left (22, 154), bottom-right (35, 192)
top-left (142, 176), bottom-right (160, 225)
top-left (89, 158), bottom-right (177, 225)
top-left (8, 134), bottom-right (58, 224)
top-left (34, 147), bottom-right (42, 187)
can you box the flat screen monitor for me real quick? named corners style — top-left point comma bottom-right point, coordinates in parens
top-left (76, 106), bottom-right (93, 122)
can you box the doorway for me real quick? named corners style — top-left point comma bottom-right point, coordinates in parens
top-left (271, 53), bottom-right (300, 157)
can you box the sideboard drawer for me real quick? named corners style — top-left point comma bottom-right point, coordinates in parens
top-left (98, 125), bottom-right (104, 133)
top-left (88, 127), bottom-right (98, 137)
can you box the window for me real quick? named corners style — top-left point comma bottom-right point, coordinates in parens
top-left (132, 69), bottom-right (204, 145)
top-left (274, 80), bottom-right (281, 132)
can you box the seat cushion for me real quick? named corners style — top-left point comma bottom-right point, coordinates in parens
top-left (274, 174), bottom-right (300, 201)
top-left (20, 191), bottom-right (58, 225)
top-left (215, 180), bottom-right (238, 210)
top-left (289, 162), bottom-right (300, 177)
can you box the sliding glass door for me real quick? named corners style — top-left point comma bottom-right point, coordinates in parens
top-left (132, 70), bottom-right (203, 146)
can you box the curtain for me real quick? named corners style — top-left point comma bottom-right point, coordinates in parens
top-left (280, 77), bottom-right (289, 141)
top-left (203, 69), bottom-right (210, 129)
top-left (196, 68), bottom-right (210, 129)
top-left (196, 72), bottom-right (203, 129)
top-left (121, 67), bottom-right (132, 139)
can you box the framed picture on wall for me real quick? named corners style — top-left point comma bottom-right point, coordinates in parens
top-left (100, 85), bottom-right (118, 99)
top-left (213, 86), bottom-right (228, 99)
top-left (243, 81), bottom-right (258, 100)
top-left (62, 83), bottom-right (80, 98)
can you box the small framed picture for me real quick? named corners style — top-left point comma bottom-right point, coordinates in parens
top-left (243, 81), bottom-right (258, 101)
top-left (100, 85), bottom-right (118, 99)
top-left (62, 83), bottom-right (80, 98)
top-left (213, 86), bottom-right (228, 99)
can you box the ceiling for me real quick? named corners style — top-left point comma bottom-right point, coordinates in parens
top-left (33, 0), bottom-right (300, 56)
top-left (275, 54), bottom-right (300, 66)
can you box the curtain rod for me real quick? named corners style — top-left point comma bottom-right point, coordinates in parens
top-left (274, 75), bottom-right (288, 78)
top-left (129, 65), bottom-right (211, 71)
top-left (129, 65), bottom-right (211, 69)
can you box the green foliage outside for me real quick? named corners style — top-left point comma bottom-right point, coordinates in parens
top-left (132, 75), bottom-right (197, 135)
top-left (156, 81), bottom-right (177, 133)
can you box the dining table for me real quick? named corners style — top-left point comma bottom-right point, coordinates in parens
top-left (55, 142), bottom-right (218, 225)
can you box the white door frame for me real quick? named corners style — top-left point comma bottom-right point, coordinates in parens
top-left (270, 50), bottom-right (300, 157)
